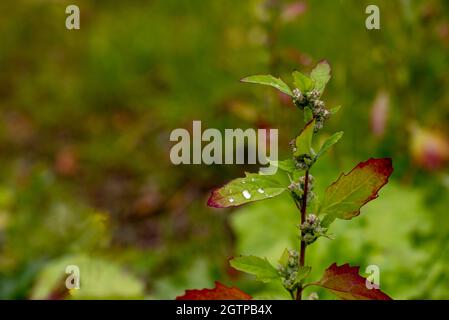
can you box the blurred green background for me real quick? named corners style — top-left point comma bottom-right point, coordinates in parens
top-left (0, 0), bottom-right (448, 299)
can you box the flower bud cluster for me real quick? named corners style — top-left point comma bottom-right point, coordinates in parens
top-left (300, 214), bottom-right (327, 245)
top-left (292, 89), bottom-right (331, 132)
top-left (288, 174), bottom-right (315, 206)
top-left (277, 249), bottom-right (299, 291)
top-left (294, 153), bottom-right (315, 170)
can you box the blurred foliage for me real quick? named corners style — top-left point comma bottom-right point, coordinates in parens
top-left (31, 254), bottom-right (144, 299)
top-left (0, 0), bottom-right (448, 299)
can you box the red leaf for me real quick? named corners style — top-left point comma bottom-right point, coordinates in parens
top-left (176, 281), bottom-right (252, 300)
top-left (315, 263), bottom-right (392, 300)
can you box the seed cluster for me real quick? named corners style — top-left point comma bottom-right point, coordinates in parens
top-left (288, 174), bottom-right (315, 206)
top-left (300, 214), bottom-right (327, 245)
top-left (277, 249), bottom-right (300, 291)
top-left (294, 153), bottom-right (315, 170)
top-left (288, 139), bottom-right (316, 171)
top-left (292, 88), bottom-right (330, 132)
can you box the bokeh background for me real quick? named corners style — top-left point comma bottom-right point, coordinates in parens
top-left (0, 0), bottom-right (448, 299)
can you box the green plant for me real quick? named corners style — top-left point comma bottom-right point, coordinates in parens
top-left (177, 61), bottom-right (393, 300)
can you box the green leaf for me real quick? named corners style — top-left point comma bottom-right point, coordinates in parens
top-left (294, 119), bottom-right (315, 157)
top-left (330, 105), bottom-right (341, 115)
top-left (292, 71), bottom-right (315, 93)
top-left (310, 60), bottom-right (331, 95)
top-left (278, 249), bottom-right (290, 266)
top-left (241, 75), bottom-right (292, 96)
top-left (230, 255), bottom-right (279, 283)
top-left (296, 266), bottom-right (312, 283)
top-left (208, 173), bottom-right (287, 208)
top-left (304, 107), bottom-right (313, 123)
top-left (317, 132), bottom-right (344, 158)
top-left (268, 159), bottom-right (296, 173)
top-left (292, 169), bottom-right (305, 181)
top-left (319, 158), bottom-right (394, 227)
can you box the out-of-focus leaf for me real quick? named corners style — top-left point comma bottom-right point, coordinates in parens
top-left (310, 60), bottom-right (331, 95)
top-left (176, 282), bottom-right (252, 300)
top-left (207, 173), bottom-right (286, 208)
top-left (294, 119), bottom-right (315, 157)
top-left (230, 255), bottom-right (279, 283)
top-left (292, 71), bottom-right (315, 93)
top-left (241, 75), bottom-right (292, 96)
top-left (330, 105), bottom-right (341, 115)
top-left (278, 249), bottom-right (290, 266)
top-left (152, 259), bottom-right (214, 300)
top-left (31, 255), bottom-right (144, 299)
top-left (319, 158), bottom-right (393, 227)
top-left (314, 263), bottom-right (392, 300)
top-left (317, 132), bottom-right (344, 158)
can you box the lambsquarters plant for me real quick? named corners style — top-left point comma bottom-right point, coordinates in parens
top-left (177, 61), bottom-right (393, 301)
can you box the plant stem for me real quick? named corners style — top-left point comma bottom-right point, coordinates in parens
top-left (288, 290), bottom-right (295, 300)
top-left (296, 170), bottom-right (309, 300)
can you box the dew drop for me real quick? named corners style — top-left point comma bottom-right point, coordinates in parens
top-left (242, 190), bottom-right (251, 199)
top-left (257, 188), bottom-right (265, 194)
top-left (229, 198), bottom-right (235, 203)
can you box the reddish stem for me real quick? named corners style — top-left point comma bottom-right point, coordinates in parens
top-left (296, 170), bottom-right (309, 300)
